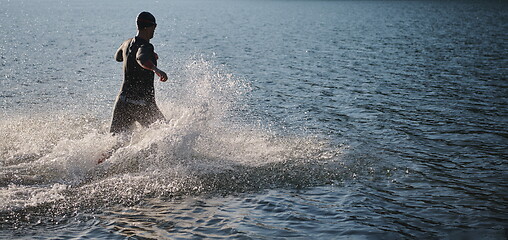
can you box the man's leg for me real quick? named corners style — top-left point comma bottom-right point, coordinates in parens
top-left (110, 101), bottom-right (136, 134)
top-left (137, 103), bottom-right (166, 128)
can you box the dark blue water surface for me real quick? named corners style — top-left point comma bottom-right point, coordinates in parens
top-left (1, 0), bottom-right (507, 239)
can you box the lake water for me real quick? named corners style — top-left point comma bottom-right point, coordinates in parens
top-left (1, 0), bottom-right (507, 239)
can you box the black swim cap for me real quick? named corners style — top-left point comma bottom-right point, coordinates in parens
top-left (136, 12), bottom-right (156, 28)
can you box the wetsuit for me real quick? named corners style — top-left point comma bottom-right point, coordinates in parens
top-left (110, 37), bottom-right (165, 133)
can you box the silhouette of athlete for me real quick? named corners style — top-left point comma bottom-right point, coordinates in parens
top-left (110, 12), bottom-right (168, 134)
top-left (99, 12), bottom-right (167, 164)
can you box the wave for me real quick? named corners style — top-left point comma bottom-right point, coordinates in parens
top-left (0, 58), bottom-right (346, 228)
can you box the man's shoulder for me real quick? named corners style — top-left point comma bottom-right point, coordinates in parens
top-left (132, 37), bottom-right (153, 48)
top-left (119, 38), bottom-right (134, 47)
top-left (138, 41), bottom-right (154, 51)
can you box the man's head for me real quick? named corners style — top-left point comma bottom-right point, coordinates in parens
top-left (136, 12), bottom-right (157, 39)
top-left (137, 12), bottom-right (156, 29)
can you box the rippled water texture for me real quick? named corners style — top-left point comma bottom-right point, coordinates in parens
top-left (1, 0), bottom-right (507, 239)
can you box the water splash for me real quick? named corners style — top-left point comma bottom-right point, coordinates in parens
top-left (0, 58), bottom-right (346, 228)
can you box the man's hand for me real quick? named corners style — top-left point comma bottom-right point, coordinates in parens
top-left (154, 68), bottom-right (168, 82)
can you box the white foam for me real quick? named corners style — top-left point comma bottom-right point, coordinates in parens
top-left (0, 57), bottom-right (345, 215)
top-left (0, 183), bottom-right (68, 211)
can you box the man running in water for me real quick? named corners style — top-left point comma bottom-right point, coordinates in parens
top-left (110, 11), bottom-right (168, 134)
